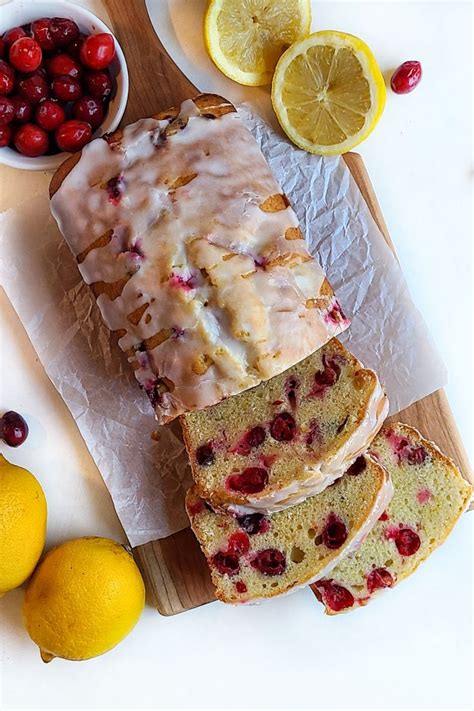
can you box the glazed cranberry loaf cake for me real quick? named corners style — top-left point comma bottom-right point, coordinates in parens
top-left (181, 339), bottom-right (388, 514)
top-left (49, 93), bottom-right (349, 424)
top-left (186, 454), bottom-right (393, 603)
top-left (311, 423), bottom-right (472, 614)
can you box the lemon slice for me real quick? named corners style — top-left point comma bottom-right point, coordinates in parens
top-left (272, 31), bottom-right (386, 155)
top-left (204, 0), bottom-right (311, 86)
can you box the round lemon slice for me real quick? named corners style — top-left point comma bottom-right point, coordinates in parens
top-left (272, 31), bottom-right (386, 155)
top-left (204, 0), bottom-right (311, 86)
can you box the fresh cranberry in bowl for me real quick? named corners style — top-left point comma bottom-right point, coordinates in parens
top-left (55, 120), bottom-right (91, 152)
top-left (0, 60), bottom-right (14, 95)
top-left (66, 33), bottom-right (86, 60)
top-left (11, 95), bottom-right (32, 123)
top-left (14, 123), bottom-right (48, 156)
top-left (49, 17), bottom-right (80, 48)
top-left (18, 71), bottom-right (49, 103)
top-left (80, 32), bottom-right (115, 70)
top-left (47, 53), bottom-right (82, 79)
top-left (9, 37), bottom-right (42, 73)
top-left (84, 70), bottom-right (113, 100)
top-left (0, 96), bottom-right (14, 125)
top-left (51, 75), bottom-right (82, 102)
top-left (31, 18), bottom-right (55, 52)
top-left (0, 123), bottom-right (12, 147)
top-left (2, 27), bottom-right (26, 48)
top-left (72, 96), bottom-right (104, 129)
top-left (36, 99), bottom-right (65, 131)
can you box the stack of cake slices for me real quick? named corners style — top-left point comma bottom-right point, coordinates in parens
top-left (49, 93), bottom-right (472, 611)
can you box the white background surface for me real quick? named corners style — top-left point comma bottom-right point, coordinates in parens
top-left (0, 1), bottom-right (472, 710)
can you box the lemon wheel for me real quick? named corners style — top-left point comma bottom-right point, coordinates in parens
top-left (272, 31), bottom-right (386, 155)
top-left (204, 0), bottom-right (311, 86)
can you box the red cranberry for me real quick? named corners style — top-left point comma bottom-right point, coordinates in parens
top-left (227, 467), bottom-right (269, 495)
top-left (36, 99), bottom-right (66, 131)
top-left (285, 376), bottom-right (299, 410)
top-left (314, 580), bottom-right (354, 612)
top-left (395, 528), bottom-right (421, 557)
top-left (72, 95), bottom-right (104, 129)
top-left (406, 446), bottom-right (427, 465)
top-left (0, 39), bottom-right (5, 59)
top-left (0, 123), bottom-right (12, 147)
top-left (55, 120), bottom-right (91, 152)
top-left (0, 96), bottom-right (14, 125)
top-left (269, 412), bottom-right (296, 442)
top-left (237, 513), bottom-right (268, 535)
top-left (49, 18), bottom-right (80, 48)
top-left (187, 500), bottom-right (205, 516)
top-left (250, 549), bottom-right (286, 576)
top-left (322, 515), bottom-right (348, 549)
top-left (314, 356), bottom-right (341, 388)
top-left (11, 95), bottom-right (32, 123)
top-left (378, 511), bottom-right (389, 522)
top-left (51, 75), bottom-right (82, 102)
top-left (367, 568), bottom-right (394, 594)
top-left (391, 61), bottom-right (422, 94)
top-left (0, 410), bottom-right (29, 447)
top-left (80, 33), bottom-right (115, 70)
top-left (2, 27), bottom-right (27, 48)
top-left (9, 37), bottom-right (42, 73)
top-left (235, 581), bottom-right (247, 593)
top-left (47, 53), bottom-right (82, 79)
top-left (347, 456), bottom-right (366, 476)
top-left (232, 425), bottom-right (266, 455)
top-left (84, 70), bottom-right (112, 100)
top-left (31, 18), bottom-right (55, 52)
top-left (227, 532), bottom-right (250, 556)
top-left (211, 551), bottom-right (240, 576)
top-left (18, 72), bottom-right (49, 103)
top-left (305, 419), bottom-right (321, 447)
top-left (196, 442), bottom-right (214, 466)
top-left (106, 175), bottom-right (124, 204)
top-left (14, 123), bottom-right (48, 156)
top-left (67, 33), bottom-right (86, 60)
top-left (0, 60), bottom-right (14, 95)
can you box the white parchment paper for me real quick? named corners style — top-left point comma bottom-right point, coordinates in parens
top-left (0, 104), bottom-right (447, 546)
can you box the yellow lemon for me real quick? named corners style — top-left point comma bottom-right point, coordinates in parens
top-left (272, 30), bottom-right (386, 155)
top-left (0, 454), bottom-right (47, 596)
top-left (204, 0), bottom-right (311, 86)
top-left (23, 537), bottom-right (145, 662)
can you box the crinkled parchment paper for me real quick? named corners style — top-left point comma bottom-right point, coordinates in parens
top-left (0, 104), bottom-right (446, 546)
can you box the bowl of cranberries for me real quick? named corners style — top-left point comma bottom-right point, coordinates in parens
top-left (0, 0), bottom-right (128, 170)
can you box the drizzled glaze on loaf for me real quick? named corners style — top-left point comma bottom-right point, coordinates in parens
top-left (50, 94), bottom-right (349, 423)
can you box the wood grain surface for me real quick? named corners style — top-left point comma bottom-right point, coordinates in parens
top-left (88, 0), bottom-right (471, 615)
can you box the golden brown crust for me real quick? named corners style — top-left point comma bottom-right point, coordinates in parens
top-left (49, 93), bottom-right (236, 199)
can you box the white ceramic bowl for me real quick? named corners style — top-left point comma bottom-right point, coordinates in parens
top-left (0, 0), bottom-right (129, 171)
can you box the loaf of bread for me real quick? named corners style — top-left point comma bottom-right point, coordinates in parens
top-left (49, 94), bottom-right (349, 424)
top-left (186, 454), bottom-right (392, 603)
top-left (311, 423), bottom-right (472, 613)
top-left (181, 339), bottom-right (388, 513)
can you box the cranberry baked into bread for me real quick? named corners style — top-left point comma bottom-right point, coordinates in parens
top-left (181, 339), bottom-right (388, 514)
top-left (186, 454), bottom-right (392, 603)
top-left (312, 423), bottom-right (472, 614)
top-left (49, 94), bottom-right (349, 424)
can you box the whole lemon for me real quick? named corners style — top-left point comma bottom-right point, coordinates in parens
top-left (0, 454), bottom-right (47, 596)
top-left (23, 536), bottom-right (145, 662)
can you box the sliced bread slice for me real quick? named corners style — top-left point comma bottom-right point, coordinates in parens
top-left (181, 339), bottom-right (388, 514)
top-left (186, 454), bottom-right (392, 603)
top-left (311, 423), bottom-right (472, 614)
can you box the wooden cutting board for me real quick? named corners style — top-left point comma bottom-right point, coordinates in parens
top-left (98, 0), bottom-right (471, 615)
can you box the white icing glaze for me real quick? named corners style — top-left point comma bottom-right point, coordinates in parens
top-left (237, 458), bottom-right (394, 604)
top-left (225, 375), bottom-right (389, 515)
top-left (50, 97), bottom-right (349, 423)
